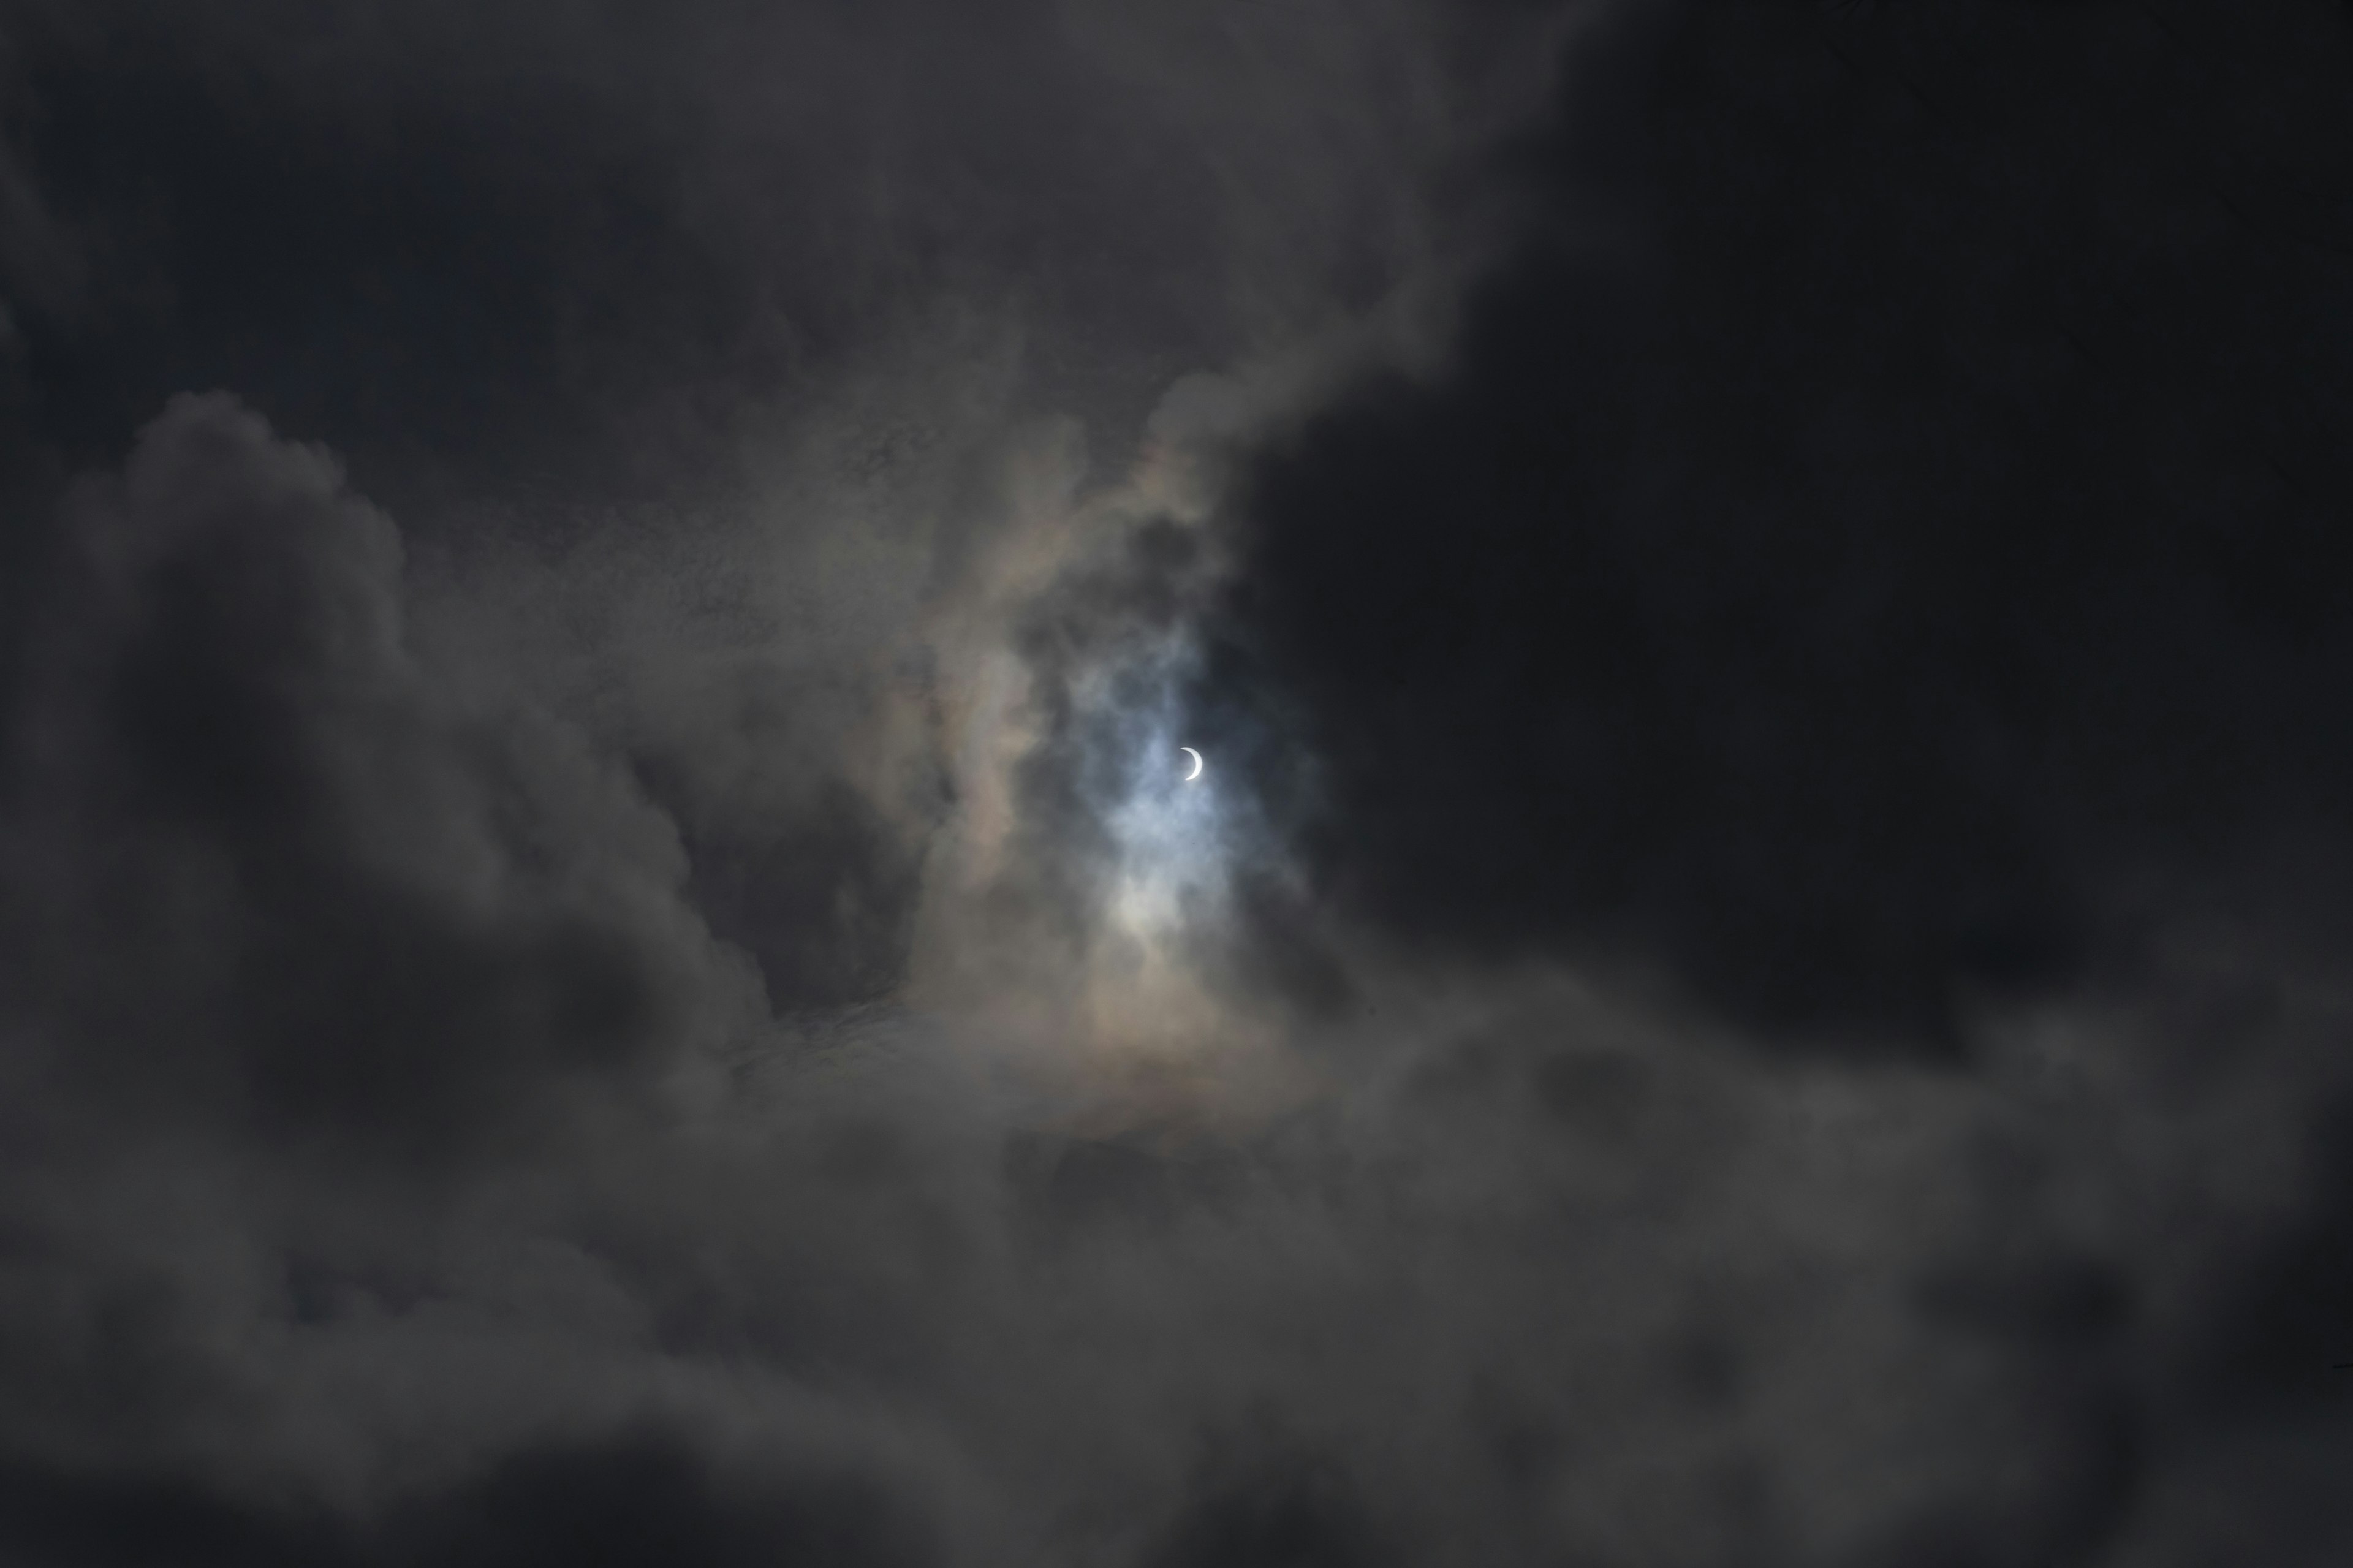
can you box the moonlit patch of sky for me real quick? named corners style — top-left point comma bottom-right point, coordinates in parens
top-left (1096, 639), bottom-right (1232, 944)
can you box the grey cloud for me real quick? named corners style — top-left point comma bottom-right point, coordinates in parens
top-left (2, 2), bottom-right (2352, 1566)
top-left (1, 0), bottom-right (1534, 518)
top-left (0, 1426), bottom-right (938, 1568)
top-left (6, 823), bottom-right (2353, 1567)
top-left (2, 392), bottom-right (743, 1161)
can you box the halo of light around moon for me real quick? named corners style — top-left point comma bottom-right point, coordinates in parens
top-left (1180, 746), bottom-right (1203, 782)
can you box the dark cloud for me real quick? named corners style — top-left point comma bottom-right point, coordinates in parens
top-left (412, 1428), bottom-right (936, 1568)
top-left (1197, 0), bottom-right (2353, 1047)
top-left (0, 1427), bottom-right (934, 1568)
top-left (1144, 1432), bottom-right (1400, 1568)
top-left (2, 392), bottom-right (728, 1160)
top-left (4, 1), bottom-right (2353, 1566)
top-left (0, 0), bottom-right (1483, 521)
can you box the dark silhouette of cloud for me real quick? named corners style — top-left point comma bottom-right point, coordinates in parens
top-left (1195, 0), bottom-right (2353, 1050)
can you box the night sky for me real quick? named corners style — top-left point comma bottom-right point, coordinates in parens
top-left (4, 2), bottom-right (2353, 1564)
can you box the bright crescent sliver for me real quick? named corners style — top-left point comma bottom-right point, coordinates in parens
top-left (1181, 747), bottom-right (1203, 781)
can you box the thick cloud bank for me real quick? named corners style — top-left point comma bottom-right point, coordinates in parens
top-left (6, 395), bottom-right (741, 1160)
top-left (3, 2), bottom-right (2353, 1566)
top-left (1197, 0), bottom-right (2353, 1049)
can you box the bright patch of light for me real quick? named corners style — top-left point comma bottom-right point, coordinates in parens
top-left (1107, 729), bottom-right (1228, 941)
top-left (1059, 627), bottom-right (1233, 952)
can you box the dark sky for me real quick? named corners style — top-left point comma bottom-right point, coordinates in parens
top-left (4, 2), bottom-right (2353, 1565)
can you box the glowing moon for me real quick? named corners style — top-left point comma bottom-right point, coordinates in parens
top-left (1180, 746), bottom-right (1203, 782)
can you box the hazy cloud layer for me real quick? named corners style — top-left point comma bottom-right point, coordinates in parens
top-left (2, 2), bottom-right (2352, 1566)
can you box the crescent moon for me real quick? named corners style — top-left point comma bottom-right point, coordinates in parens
top-left (1180, 746), bottom-right (1203, 782)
